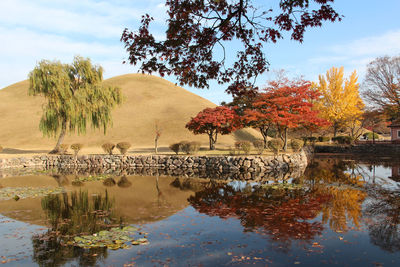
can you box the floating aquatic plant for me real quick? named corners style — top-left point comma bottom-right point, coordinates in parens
top-left (0, 187), bottom-right (65, 201)
top-left (67, 226), bottom-right (148, 249)
top-left (74, 174), bottom-right (112, 182)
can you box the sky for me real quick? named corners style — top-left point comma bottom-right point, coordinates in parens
top-left (1, 0), bottom-right (400, 105)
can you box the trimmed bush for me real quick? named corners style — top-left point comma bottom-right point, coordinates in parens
top-left (252, 139), bottom-right (265, 155)
top-left (235, 141), bottom-right (251, 155)
top-left (71, 180), bottom-right (84, 187)
top-left (180, 141), bottom-right (201, 154)
top-left (116, 142), bottom-right (131, 155)
top-left (59, 144), bottom-right (69, 154)
top-left (318, 136), bottom-right (331, 142)
top-left (362, 132), bottom-right (379, 140)
top-left (103, 178), bottom-right (116, 187)
top-left (302, 136), bottom-right (317, 145)
top-left (102, 142), bottom-right (115, 155)
top-left (169, 143), bottom-right (181, 155)
top-left (117, 176), bottom-right (132, 188)
top-left (70, 143), bottom-right (83, 156)
top-left (332, 136), bottom-right (352, 145)
top-left (268, 139), bottom-right (283, 156)
top-left (290, 139), bottom-right (303, 152)
top-left (189, 141), bottom-right (201, 154)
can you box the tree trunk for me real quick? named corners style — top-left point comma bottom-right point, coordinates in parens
top-left (372, 129), bottom-right (375, 144)
top-left (260, 126), bottom-right (269, 148)
top-left (49, 120), bottom-right (67, 154)
top-left (155, 137), bottom-right (158, 154)
top-left (333, 122), bottom-right (338, 137)
top-left (208, 131), bottom-right (217, 150)
top-left (283, 127), bottom-right (288, 151)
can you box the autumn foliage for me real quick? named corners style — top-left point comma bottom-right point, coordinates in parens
top-left (186, 106), bottom-right (239, 150)
top-left (188, 184), bottom-right (330, 249)
top-left (243, 78), bottom-right (329, 150)
top-left (313, 67), bottom-right (364, 137)
top-left (121, 0), bottom-right (341, 96)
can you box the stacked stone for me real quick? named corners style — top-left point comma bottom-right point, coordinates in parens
top-left (0, 150), bottom-right (309, 181)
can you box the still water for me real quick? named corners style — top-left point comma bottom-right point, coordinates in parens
top-left (1, 156), bottom-right (400, 266)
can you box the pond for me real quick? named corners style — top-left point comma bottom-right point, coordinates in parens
top-left (1, 155), bottom-right (400, 266)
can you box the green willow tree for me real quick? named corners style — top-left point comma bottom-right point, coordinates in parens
top-left (29, 56), bottom-right (123, 154)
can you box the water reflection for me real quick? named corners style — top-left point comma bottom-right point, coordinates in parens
top-left (171, 157), bottom-right (381, 250)
top-left (186, 181), bottom-right (329, 251)
top-left (32, 190), bottom-right (113, 266)
top-left (365, 188), bottom-right (400, 252)
top-left (2, 156), bottom-right (400, 265)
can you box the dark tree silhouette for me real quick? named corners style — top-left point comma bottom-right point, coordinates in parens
top-left (121, 0), bottom-right (342, 96)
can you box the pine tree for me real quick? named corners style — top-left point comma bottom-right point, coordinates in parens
top-left (29, 56), bottom-right (123, 154)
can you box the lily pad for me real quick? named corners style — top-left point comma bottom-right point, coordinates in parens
top-left (0, 186), bottom-right (65, 201)
top-left (69, 226), bottom-right (148, 250)
top-left (75, 174), bottom-right (112, 183)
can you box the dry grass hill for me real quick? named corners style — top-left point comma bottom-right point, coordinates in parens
top-left (0, 74), bottom-right (259, 155)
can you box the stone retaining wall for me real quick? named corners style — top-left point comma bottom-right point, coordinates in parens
top-left (0, 151), bottom-right (309, 171)
top-left (0, 148), bottom-right (312, 180)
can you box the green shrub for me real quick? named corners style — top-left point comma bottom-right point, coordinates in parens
top-left (70, 143), bottom-right (83, 156)
top-left (180, 141), bottom-right (201, 154)
top-left (59, 144), bottom-right (69, 154)
top-left (318, 136), bottom-right (331, 142)
top-left (302, 136), bottom-right (317, 145)
top-left (331, 136), bottom-right (352, 145)
top-left (116, 142), bottom-right (131, 155)
top-left (268, 139), bottom-right (283, 155)
top-left (290, 139), bottom-right (303, 152)
top-left (362, 132), bottom-right (379, 140)
top-left (102, 142), bottom-right (115, 155)
top-left (169, 143), bottom-right (181, 155)
top-left (252, 139), bottom-right (265, 155)
top-left (235, 141), bottom-right (251, 155)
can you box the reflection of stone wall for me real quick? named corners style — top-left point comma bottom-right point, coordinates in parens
top-left (0, 148), bottom-right (311, 180)
top-left (315, 144), bottom-right (400, 155)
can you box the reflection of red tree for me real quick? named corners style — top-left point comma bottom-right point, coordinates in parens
top-left (189, 185), bottom-right (330, 248)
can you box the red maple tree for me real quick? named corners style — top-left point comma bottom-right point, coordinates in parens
top-left (249, 78), bottom-right (328, 150)
top-left (241, 98), bottom-right (275, 148)
top-left (186, 106), bottom-right (240, 150)
top-left (121, 0), bottom-right (342, 96)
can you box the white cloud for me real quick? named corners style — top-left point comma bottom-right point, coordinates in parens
top-left (330, 30), bottom-right (400, 57)
top-left (0, 0), bottom-right (170, 89)
top-left (0, 26), bottom-right (127, 88)
top-left (305, 30), bottom-right (400, 81)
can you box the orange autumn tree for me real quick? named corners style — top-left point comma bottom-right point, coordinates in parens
top-left (186, 106), bottom-right (240, 150)
top-left (248, 78), bottom-right (328, 150)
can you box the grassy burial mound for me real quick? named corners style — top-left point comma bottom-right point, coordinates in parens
top-left (0, 74), bottom-right (258, 153)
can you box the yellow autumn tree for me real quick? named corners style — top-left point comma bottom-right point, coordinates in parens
top-left (313, 67), bottom-right (365, 137)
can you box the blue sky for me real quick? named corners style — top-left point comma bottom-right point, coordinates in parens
top-left (1, 0), bottom-right (399, 104)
